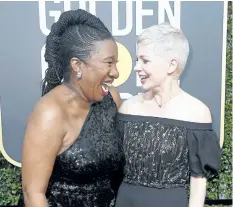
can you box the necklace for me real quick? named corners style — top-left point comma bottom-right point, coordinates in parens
top-left (156, 90), bottom-right (183, 108)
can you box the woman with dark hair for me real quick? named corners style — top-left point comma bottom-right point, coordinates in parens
top-left (18, 9), bottom-right (124, 207)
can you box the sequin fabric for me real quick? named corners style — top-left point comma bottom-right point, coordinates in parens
top-left (115, 113), bottom-right (221, 207)
top-left (118, 113), bottom-right (221, 189)
top-left (118, 113), bottom-right (221, 188)
top-left (18, 93), bottom-right (125, 207)
top-left (120, 118), bottom-right (189, 188)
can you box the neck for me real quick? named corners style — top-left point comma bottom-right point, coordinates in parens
top-left (63, 81), bottom-right (92, 106)
top-left (146, 78), bottom-right (182, 107)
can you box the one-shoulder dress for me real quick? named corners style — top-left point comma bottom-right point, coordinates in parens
top-left (18, 93), bottom-right (125, 207)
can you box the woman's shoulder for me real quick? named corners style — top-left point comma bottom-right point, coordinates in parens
top-left (28, 91), bottom-right (66, 126)
top-left (118, 91), bottom-right (212, 128)
top-left (180, 92), bottom-right (212, 124)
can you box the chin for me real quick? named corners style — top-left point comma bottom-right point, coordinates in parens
top-left (92, 94), bottom-right (105, 102)
top-left (141, 84), bottom-right (154, 91)
top-left (95, 97), bottom-right (104, 102)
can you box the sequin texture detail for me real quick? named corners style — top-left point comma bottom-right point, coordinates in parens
top-left (17, 93), bottom-right (125, 207)
top-left (115, 113), bottom-right (221, 207)
top-left (121, 119), bottom-right (190, 188)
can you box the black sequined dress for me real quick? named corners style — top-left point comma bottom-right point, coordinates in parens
top-left (115, 113), bottom-right (221, 207)
top-left (17, 93), bottom-right (125, 207)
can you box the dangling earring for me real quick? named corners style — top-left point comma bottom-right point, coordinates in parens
top-left (76, 71), bottom-right (82, 79)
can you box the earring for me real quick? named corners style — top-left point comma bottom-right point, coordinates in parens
top-left (76, 71), bottom-right (82, 79)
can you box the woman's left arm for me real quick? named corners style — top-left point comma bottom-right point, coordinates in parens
top-left (188, 103), bottom-right (216, 207)
top-left (189, 176), bottom-right (207, 207)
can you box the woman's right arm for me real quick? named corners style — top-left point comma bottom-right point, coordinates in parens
top-left (21, 100), bottom-right (66, 207)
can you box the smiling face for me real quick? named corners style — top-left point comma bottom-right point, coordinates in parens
top-left (72, 39), bottom-right (119, 102)
top-left (135, 42), bottom-right (171, 91)
top-left (134, 23), bottom-right (190, 91)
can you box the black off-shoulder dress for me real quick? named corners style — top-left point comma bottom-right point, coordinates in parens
top-left (115, 113), bottom-right (221, 207)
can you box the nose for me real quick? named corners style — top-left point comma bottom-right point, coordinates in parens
top-left (110, 65), bottom-right (119, 79)
top-left (134, 62), bottom-right (142, 72)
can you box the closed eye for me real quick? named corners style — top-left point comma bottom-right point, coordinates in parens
top-left (106, 62), bottom-right (113, 68)
top-left (107, 59), bottom-right (119, 66)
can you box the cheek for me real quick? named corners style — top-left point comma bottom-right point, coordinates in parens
top-left (94, 68), bottom-right (109, 82)
top-left (147, 63), bottom-right (167, 82)
top-left (88, 69), bottom-right (108, 93)
top-left (88, 68), bottom-right (106, 82)
top-left (142, 64), bottom-right (152, 74)
top-left (80, 71), bottom-right (101, 94)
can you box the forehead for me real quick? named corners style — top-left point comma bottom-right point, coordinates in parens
top-left (91, 39), bottom-right (118, 59)
top-left (137, 42), bottom-right (155, 57)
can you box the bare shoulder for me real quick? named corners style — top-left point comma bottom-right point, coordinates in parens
top-left (118, 94), bottom-right (143, 114)
top-left (30, 95), bottom-right (64, 121)
top-left (184, 92), bottom-right (212, 123)
top-left (26, 95), bottom-right (66, 138)
top-left (109, 86), bottom-right (121, 109)
top-left (21, 93), bottom-right (67, 193)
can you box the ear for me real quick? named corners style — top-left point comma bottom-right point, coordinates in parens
top-left (70, 57), bottom-right (83, 73)
top-left (167, 59), bottom-right (178, 74)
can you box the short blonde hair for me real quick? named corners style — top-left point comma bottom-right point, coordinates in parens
top-left (137, 22), bottom-right (189, 72)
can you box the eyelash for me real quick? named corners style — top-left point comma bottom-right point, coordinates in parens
top-left (143, 60), bottom-right (149, 64)
top-left (135, 58), bottom-right (150, 64)
top-left (107, 60), bottom-right (119, 66)
top-left (108, 62), bottom-right (113, 67)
